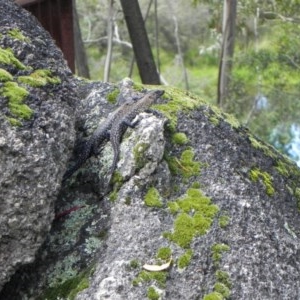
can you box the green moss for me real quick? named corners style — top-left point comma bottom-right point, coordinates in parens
top-left (0, 68), bottom-right (13, 81)
top-left (167, 201), bottom-right (180, 214)
top-left (129, 259), bottom-right (140, 269)
top-left (109, 171), bottom-right (125, 200)
top-left (249, 135), bottom-right (276, 159)
top-left (275, 160), bottom-right (290, 177)
top-left (6, 117), bottom-right (22, 126)
top-left (147, 286), bottom-right (160, 300)
top-left (144, 187), bottom-right (163, 208)
top-left (208, 115), bottom-right (220, 126)
top-left (177, 249), bottom-right (193, 269)
top-left (203, 270), bottom-right (232, 300)
top-left (202, 292), bottom-right (224, 300)
top-left (191, 182), bottom-right (201, 189)
top-left (107, 88), bottom-right (120, 104)
top-left (211, 244), bottom-right (230, 266)
top-left (1, 81), bottom-right (32, 120)
top-left (0, 47), bottom-right (27, 69)
top-left (156, 247), bottom-right (172, 261)
top-left (165, 149), bottom-right (201, 178)
top-left (295, 187), bottom-right (300, 210)
top-left (166, 189), bottom-right (219, 248)
top-left (40, 269), bottom-right (90, 300)
top-left (133, 270), bottom-right (167, 288)
top-left (18, 69), bottom-right (61, 87)
top-left (152, 86), bottom-right (205, 132)
top-left (7, 28), bottom-right (30, 42)
top-left (214, 282), bottom-right (230, 299)
top-left (172, 132), bottom-right (189, 145)
top-left (215, 270), bottom-right (232, 289)
top-left (218, 215), bottom-right (230, 229)
top-left (134, 142), bottom-right (150, 170)
top-left (109, 189), bottom-right (118, 201)
top-left (125, 196), bottom-right (131, 205)
top-left (250, 167), bottom-right (275, 196)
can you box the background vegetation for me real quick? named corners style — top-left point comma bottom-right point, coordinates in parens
top-left (75, 0), bottom-right (300, 164)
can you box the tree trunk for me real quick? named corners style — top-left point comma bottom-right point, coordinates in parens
top-left (217, 0), bottom-right (237, 108)
top-left (73, 3), bottom-right (90, 78)
top-left (104, 0), bottom-right (114, 82)
top-left (120, 0), bottom-right (160, 84)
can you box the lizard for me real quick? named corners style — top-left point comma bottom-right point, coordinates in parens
top-left (62, 99), bottom-right (136, 182)
top-left (107, 89), bottom-right (164, 185)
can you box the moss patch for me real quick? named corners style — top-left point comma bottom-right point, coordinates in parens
top-left (144, 187), bottom-right (163, 208)
top-left (18, 69), bottom-right (61, 87)
top-left (172, 132), bottom-right (189, 145)
top-left (218, 214), bottom-right (230, 229)
top-left (109, 171), bottom-right (125, 201)
top-left (211, 243), bottom-right (230, 266)
top-left (203, 270), bottom-right (232, 300)
top-left (250, 167), bottom-right (275, 196)
top-left (39, 268), bottom-right (90, 300)
top-left (165, 188), bottom-right (219, 248)
top-left (1, 81), bottom-right (32, 120)
top-left (132, 270), bottom-right (167, 288)
top-left (107, 88), bottom-right (120, 104)
top-left (0, 47), bottom-right (27, 69)
top-left (151, 86), bottom-right (205, 132)
top-left (147, 286), bottom-right (160, 300)
top-left (7, 28), bottom-right (30, 42)
top-left (249, 135), bottom-right (276, 159)
top-left (0, 68), bottom-right (13, 81)
top-left (203, 292), bottom-right (224, 300)
top-left (156, 247), bottom-right (172, 261)
top-left (165, 148), bottom-right (201, 179)
top-left (177, 249), bottom-right (193, 269)
top-left (129, 259), bottom-right (140, 269)
top-left (6, 117), bottom-right (22, 126)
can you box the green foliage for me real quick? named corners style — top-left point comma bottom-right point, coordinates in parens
top-left (177, 249), bottom-right (193, 269)
top-left (7, 28), bottom-right (30, 42)
top-left (147, 287), bottom-right (160, 300)
top-left (249, 167), bottom-right (275, 196)
top-left (218, 215), bottom-right (230, 229)
top-left (1, 81), bottom-right (32, 120)
top-left (202, 292), bottom-right (224, 300)
top-left (40, 269), bottom-right (90, 300)
top-left (0, 68), bottom-right (13, 81)
top-left (156, 247), bottom-right (172, 261)
top-left (165, 149), bottom-right (201, 179)
top-left (0, 47), bottom-right (27, 69)
top-left (144, 187), bottom-right (163, 208)
top-left (133, 270), bottom-right (167, 288)
top-left (166, 188), bottom-right (219, 248)
top-left (18, 69), bottom-right (61, 87)
top-left (107, 88), bottom-right (120, 104)
top-left (172, 132), bottom-right (189, 145)
top-left (211, 244), bottom-right (230, 266)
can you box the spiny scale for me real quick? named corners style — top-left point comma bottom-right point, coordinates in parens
top-left (62, 100), bottom-right (133, 182)
top-left (108, 90), bottom-right (164, 182)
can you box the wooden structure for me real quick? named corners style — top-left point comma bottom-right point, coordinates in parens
top-left (16, 0), bottom-right (75, 72)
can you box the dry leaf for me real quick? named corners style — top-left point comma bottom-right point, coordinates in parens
top-left (142, 259), bottom-right (172, 271)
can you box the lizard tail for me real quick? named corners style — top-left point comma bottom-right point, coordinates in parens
top-left (62, 142), bottom-right (92, 182)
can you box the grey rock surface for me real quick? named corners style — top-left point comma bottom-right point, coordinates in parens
top-left (1, 1), bottom-right (300, 299)
top-left (2, 79), bottom-right (300, 300)
top-left (0, 0), bottom-right (77, 290)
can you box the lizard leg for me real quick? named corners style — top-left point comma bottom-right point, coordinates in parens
top-left (145, 108), bottom-right (163, 117)
top-left (122, 119), bottom-right (139, 128)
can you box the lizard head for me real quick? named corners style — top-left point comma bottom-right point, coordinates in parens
top-left (153, 90), bottom-right (164, 98)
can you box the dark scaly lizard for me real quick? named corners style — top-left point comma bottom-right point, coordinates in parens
top-left (108, 90), bottom-right (164, 182)
top-left (62, 100), bottom-right (133, 182)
